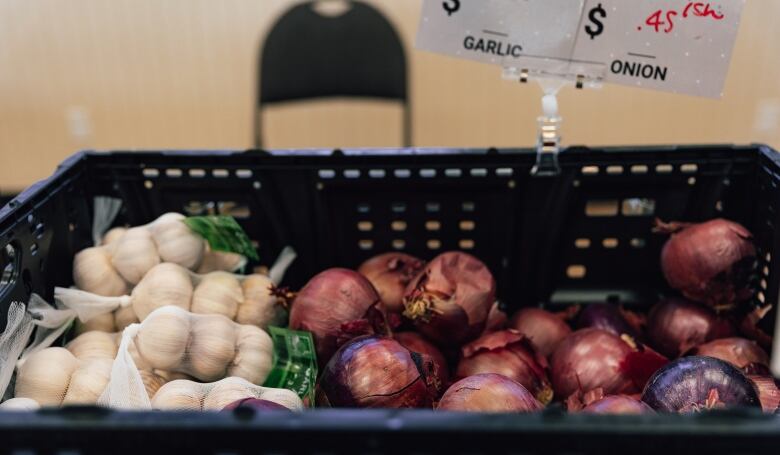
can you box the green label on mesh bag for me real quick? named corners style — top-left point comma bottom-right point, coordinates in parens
top-left (183, 216), bottom-right (258, 260)
top-left (263, 326), bottom-right (318, 407)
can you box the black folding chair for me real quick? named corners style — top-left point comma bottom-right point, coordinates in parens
top-left (255, 1), bottom-right (410, 148)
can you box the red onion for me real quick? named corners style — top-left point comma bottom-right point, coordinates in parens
top-left (581, 395), bottom-right (654, 415)
top-left (642, 356), bottom-right (761, 412)
top-left (550, 328), bottom-right (668, 399)
top-left (436, 374), bottom-right (543, 413)
top-left (358, 253), bottom-right (425, 314)
top-left (657, 218), bottom-right (756, 307)
top-left (289, 268), bottom-right (387, 363)
top-left (483, 301), bottom-right (508, 334)
top-left (395, 331), bottom-right (450, 385)
top-left (403, 252), bottom-right (496, 346)
top-left (577, 304), bottom-right (639, 339)
top-left (748, 375), bottom-right (780, 412)
top-left (456, 330), bottom-right (552, 404)
top-left (689, 337), bottom-right (769, 375)
top-left (222, 398), bottom-right (292, 412)
top-left (316, 336), bottom-right (440, 408)
top-left (508, 308), bottom-right (571, 358)
top-left (646, 298), bottom-right (735, 358)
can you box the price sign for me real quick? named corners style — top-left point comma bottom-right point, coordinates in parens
top-left (417, 0), bottom-right (746, 98)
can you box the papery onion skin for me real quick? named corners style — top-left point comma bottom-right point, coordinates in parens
top-left (647, 298), bottom-right (735, 358)
top-left (436, 373), bottom-right (543, 413)
top-left (403, 252), bottom-right (496, 347)
top-left (577, 304), bottom-right (638, 339)
top-left (581, 395), bottom-right (654, 415)
top-left (689, 337), bottom-right (770, 375)
top-left (550, 329), bottom-right (666, 398)
top-left (290, 268), bottom-right (386, 363)
top-left (748, 375), bottom-right (780, 412)
top-left (222, 398), bottom-right (292, 412)
top-left (456, 330), bottom-right (552, 404)
top-left (641, 356), bottom-right (761, 413)
top-left (508, 308), bottom-right (571, 358)
top-left (483, 301), bottom-right (508, 334)
top-left (316, 336), bottom-right (440, 409)
top-left (358, 253), bottom-right (425, 314)
top-left (395, 332), bottom-right (450, 385)
top-left (659, 219), bottom-right (756, 307)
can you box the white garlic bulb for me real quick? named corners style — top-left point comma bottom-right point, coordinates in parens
top-left (101, 226), bottom-right (128, 246)
top-left (136, 307), bottom-right (191, 370)
top-left (0, 397), bottom-right (40, 411)
top-left (75, 312), bottom-right (117, 335)
top-left (151, 380), bottom-right (203, 411)
top-left (238, 274), bottom-right (285, 328)
top-left (114, 304), bottom-right (139, 331)
top-left (15, 348), bottom-right (78, 406)
top-left (62, 358), bottom-right (113, 405)
top-left (191, 272), bottom-right (243, 320)
top-left (73, 247), bottom-right (128, 296)
top-left (66, 331), bottom-right (118, 360)
top-left (202, 377), bottom-right (258, 411)
top-left (111, 227), bottom-right (160, 284)
top-left (187, 316), bottom-right (237, 381)
top-left (197, 249), bottom-right (247, 274)
top-left (228, 325), bottom-right (274, 385)
top-left (148, 213), bottom-right (205, 270)
top-left (131, 263), bottom-right (193, 320)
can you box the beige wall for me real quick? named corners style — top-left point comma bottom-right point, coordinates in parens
top-left (1, 0), bottom-right (779, 192)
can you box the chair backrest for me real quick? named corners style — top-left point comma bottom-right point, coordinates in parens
top-left (256, 1), bottom-right (410, 147)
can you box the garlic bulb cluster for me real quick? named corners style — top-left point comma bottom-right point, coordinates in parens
top-left (65, 331), bottom-right (173, 399)
top-left (14, 347), bottom-right (111, 406)
top-left (133, 306), bottom-right (274, 384)
top-left (151, 377), bottom-right (303, 411)
top-left (197, 248), bottom-right (247, 274)
top-left (58, 263), bottom-right (284, 330)
top-left (73, 212), bottom-right (245, 296)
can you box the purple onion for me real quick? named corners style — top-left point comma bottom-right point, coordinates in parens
top-left (577, 304), bottom-right (638, 339)
top-left (641, 356), bottom-right (761, 413)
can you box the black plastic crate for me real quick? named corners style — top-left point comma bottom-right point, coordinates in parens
top-left (0, 145), bottom-right (779, 454)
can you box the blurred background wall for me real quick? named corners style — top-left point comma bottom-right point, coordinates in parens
top-left (1, 0), bottom-right (779, 192)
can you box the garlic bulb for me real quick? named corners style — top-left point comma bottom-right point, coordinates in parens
top-left (62, 358), bottom-right (112, 405)
top-left (187, 316), bottom-right (237, 381)
top-left (228, 325), bottom-right (274, 385)
top-left (101, 227), bottom-right (128, 246)
top-left (152, 377), bottom-right (303, 411)
top-left (131, 263), bottom-right (193, 320)
top-left (197, 249), bottom-right (247, 274)
top-left (151, 380), bottom-right (203, 410)
top-left (202, 377), bottom-right (259, 411)
top-left (75, 312), bottom-right (117, 335)
top-left (148, 213), bottom-right (205, 270)
top-left (111, 227), bottom-right (160, 284)
top-left (0, 397), bottom-right (40, 411)
top-left (66, 331), bottom-right (118, 360)
top-left (238, 274), bottom-right (284, 328)
top-left (15, 348), bottom-right (79, 406)
top-left (73, 247), bottom-right (128, 296)
top-left (191, 272), bottom-right (243, 320)
top-left (136, 307), bottom-right (191, 370)
top-left (139, 370), bottom-right (168, 398)
top-left (114, 304), bottom-right (139, 331)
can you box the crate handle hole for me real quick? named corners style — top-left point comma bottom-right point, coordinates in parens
top-left (586, 200), bottom-right (619, 217)
top-left (567, 265), bottom-right (587, 279)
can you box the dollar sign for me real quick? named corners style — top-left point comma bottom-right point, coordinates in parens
top-left (442, 0), bottom-right (460, 16)
top-left (585, 3), bottom-right (607, 40)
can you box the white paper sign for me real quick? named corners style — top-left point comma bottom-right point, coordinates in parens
top-left (416, 0), bottom-right (746, 98)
